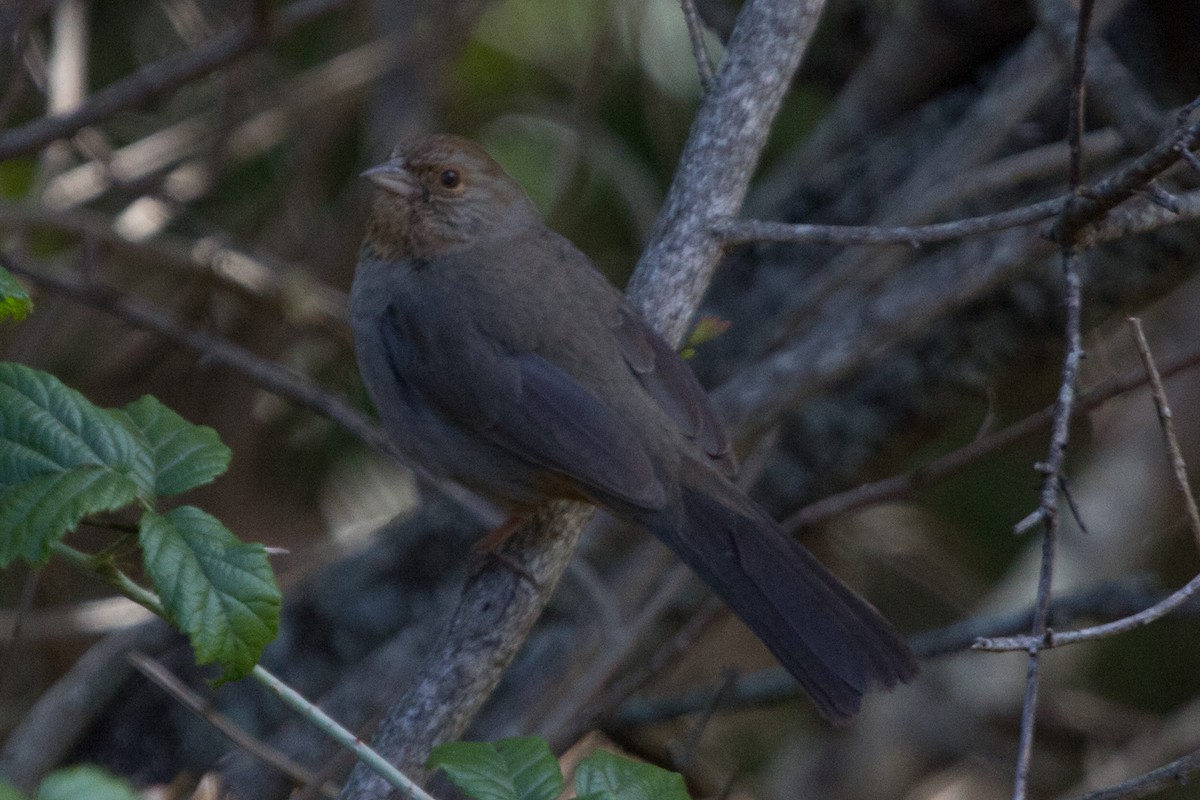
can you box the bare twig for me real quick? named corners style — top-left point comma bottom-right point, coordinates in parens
top-left (0, 572), bottom-right (39, 700)
top-left (977, 318), bottom-right (1200, 653)
top-left (1033, 0), bottom-right (1164, 149)
top-left (975, 569), bottom-right (1200, 653)
top-left (680, 0), bottom-right (716, 92)
top-left (1054, 96), bottom-right (1200, 244)
top-left (0, 0), bottom-right (349, 161)
top-left (1011, 5), bottom-right (1095, 797)
top-left (1065, 746), bottom-right (1200, 800)
top-left (539, 564), bottom-right (697, 748)
top-left (716, 196), bottom-right (1065, 246)
top-left (0, 201), bottom-right (349, 331)
top-left (129, 652), bottom-right (337, 798)
top-left (1066, 0), bottom-right (1094, 189)
top-left (673, 668), bottom-right (738, 771)
top-left (1128, 316), bottom-right (1200, 553)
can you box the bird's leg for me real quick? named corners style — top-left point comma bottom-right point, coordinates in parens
top-left (472, 514), bottom-right (525, 554)
top-left (471, 514), bottom-right (543, 589)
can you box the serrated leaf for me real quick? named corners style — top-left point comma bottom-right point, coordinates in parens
top-left (140, 506), bottom-right (279, 683)
top-left (35, 766), bottom-right (138, 800)
top-left (427, 737), bottom-right (564, 800)
top-left (117, 395), bottom-right (230, 496)
top-left (0, 467), bottom-right (139, 566)
top-left (0, 363), bottom-right (145, 489)
top-left (0, 363), bottom-right (152, 565)
top-left (574, 751), bottom-right (690, 800)
top-left (0, 268), bottom-right (32, 322)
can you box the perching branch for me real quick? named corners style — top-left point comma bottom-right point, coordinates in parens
top-left (338, 1), bottom-right (831, 797)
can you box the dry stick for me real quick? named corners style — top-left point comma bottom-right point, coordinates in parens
top-left (785, 338), bottom-right (1200, 530)
top-left (977, 318), bottom-right (1200, 653)
top-left (1011, 247), bottom-right (1083, 800)
top-left (0, 202), bottom-right (349, 330)
top-left (977, 570), bottom-right (1200, 654)
top-left (1011, 4), bottom-right (1095, 798)
top-left (1129, 317), bottom-right (1200, 553)
top-left (0, 0), bottom-right (349, 161)
top-left (128, 651), bottom-right (338, 799)
top-left (1054, 97), bottom-right (1200, 244)
top-left (680, 0), bottom-right (716, 92)
top-left (715, 104), bottom-right (1200, 438)
top-left (1033, 0), bottom-right (1163, 149)
top-left (1065, 747), bottom-right (1200, 800)
top-left (716, 195), bottom-right (1065, 246)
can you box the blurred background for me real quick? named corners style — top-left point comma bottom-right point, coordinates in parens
top-left (3, 0), bottom-right (1200, 798)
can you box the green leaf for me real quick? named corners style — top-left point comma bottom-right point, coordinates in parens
top-left (140, 506), bottom-right (280, 683)
top-left (0, 268), bottom-right (32, 322)
top-left (427, 737), bottom-right (564, 800)
top-left (0, 363), bottom-right (145, 489)
top-left (574, 751), bottom-right (690, 800)
top-left (117, 395), bottom-right (231, 497)
top-left (0, 467), bottom-right (139, 565)
top-left (0, 362), bottom-right (151, 565)
top-left (35, 766), bottom-right (138, 800)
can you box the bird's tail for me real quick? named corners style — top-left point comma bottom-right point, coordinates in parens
top-left (641, 464), bottom-right (917, 720)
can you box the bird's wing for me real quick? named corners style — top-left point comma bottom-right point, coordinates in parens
top-left (610, 306), bottom-right (734, 474)
top-left (379, 303), bottom-right (666, 510)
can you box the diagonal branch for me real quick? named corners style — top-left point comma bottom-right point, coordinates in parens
top-left (0, 0), bottom-right (349, 161)
top-left (338, 1), bottom-right (831, 797)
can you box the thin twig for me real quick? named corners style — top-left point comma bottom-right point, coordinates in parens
top-left (0, 0), bottom-right (349, 161)
top-left (978, 318), bottom-right (1200, 653)
top-left (49, 541), bottom-right (433, 800)
top-left (1128, 316), bottom-right (1200, 553)
top-left (1033, 0), bottom-right (1163, 149)
top-left (540, 563), bottom-right (696, 747)
top-left (1011, 5), bottom-right (1095, 796)
top-left (784, 338), bottom-right (1200, 530)
top-left (1067, 0), bottom-right (1094, 188)
top-left (1053, 94), bottom-right (1200, 244)
top-left (680, 0), bottom-right (715, 92)
top-left (250, 665), bottom-right (438, 800)
top-left (717, 196), bottom-right (1065, 246)
top-left (975, 569), bottom-right (1200, 652)
top-left (1065, 747), bottom-right (1200, 800)
top-left (129, 652), bottom-right (337, 798)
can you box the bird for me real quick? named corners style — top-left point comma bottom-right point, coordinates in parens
top-left (350, 133), bottom-right (917, 720)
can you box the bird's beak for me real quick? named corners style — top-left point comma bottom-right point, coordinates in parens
top-left (360, 160), bottom-right (419, 197)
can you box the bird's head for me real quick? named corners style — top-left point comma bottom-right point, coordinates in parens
top-left (361, 134), bottom-right (540, 261)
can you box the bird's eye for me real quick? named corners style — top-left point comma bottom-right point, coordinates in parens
top-left (439, 169), bottom-right (461, 189)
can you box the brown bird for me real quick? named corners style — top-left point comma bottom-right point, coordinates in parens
top-left (351, 134), bottom-right (916, 720)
